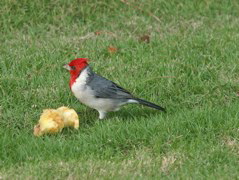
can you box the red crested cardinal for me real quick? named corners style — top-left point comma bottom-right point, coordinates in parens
top-left (63, 58), bottom-right (166, 119)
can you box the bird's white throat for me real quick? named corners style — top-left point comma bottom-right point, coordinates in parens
top-left (71, 67), bottom-right (89, 91)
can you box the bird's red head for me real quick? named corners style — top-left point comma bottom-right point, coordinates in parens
top-left (63, 58), bottom-right (89, 87)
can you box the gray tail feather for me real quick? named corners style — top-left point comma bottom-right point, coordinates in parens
top-left (134, 98), bottom-right (166, 112)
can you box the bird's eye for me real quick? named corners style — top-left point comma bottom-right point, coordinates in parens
top-left (71, 66), bottom-right (76, 70)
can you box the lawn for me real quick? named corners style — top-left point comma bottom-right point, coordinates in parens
top-left (0, 0), bottom-right (239, 179)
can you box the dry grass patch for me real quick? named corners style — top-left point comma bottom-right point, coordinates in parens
top-left (222, 136), bottom-right (239, 155)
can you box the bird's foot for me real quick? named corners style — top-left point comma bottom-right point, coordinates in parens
top-left (98, 111), bottom-right (107, 120)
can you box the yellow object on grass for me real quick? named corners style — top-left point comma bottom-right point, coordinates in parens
top-left (34, 106), bottom-right (79, 136)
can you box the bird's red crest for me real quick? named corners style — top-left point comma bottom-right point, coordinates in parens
top-left (69, 58), bottom-right (89, 68)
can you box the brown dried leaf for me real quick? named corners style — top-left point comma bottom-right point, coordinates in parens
top-left (139, 34), bottom-right (150, 43)
top-left (108, 46), bottom-right (118, 54)
top-left (95, 31), bottom-right (102, 35)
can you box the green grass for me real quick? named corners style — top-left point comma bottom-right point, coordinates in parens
top-left (1, 0), bottom-right (239, 179)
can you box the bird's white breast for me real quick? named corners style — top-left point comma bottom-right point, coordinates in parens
top-left (71, 68), bottom-right (94, 102)
top-left (71, 68), bottom-right (116, 112)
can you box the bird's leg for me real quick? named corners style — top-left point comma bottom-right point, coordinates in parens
top-left (98, 111), bottom-right (107, 119)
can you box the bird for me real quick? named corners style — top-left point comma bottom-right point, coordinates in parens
top-left (63, 58), bottom-right (165, 119)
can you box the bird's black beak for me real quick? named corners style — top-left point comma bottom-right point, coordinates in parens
top-left (63, 64), bottom-right (71, 71)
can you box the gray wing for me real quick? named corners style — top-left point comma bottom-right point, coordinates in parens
top-left (87, 73), bottom-right (133, 99)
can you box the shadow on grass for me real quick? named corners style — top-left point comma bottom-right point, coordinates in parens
top-left (77, 105), bottom-right (167, 127)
